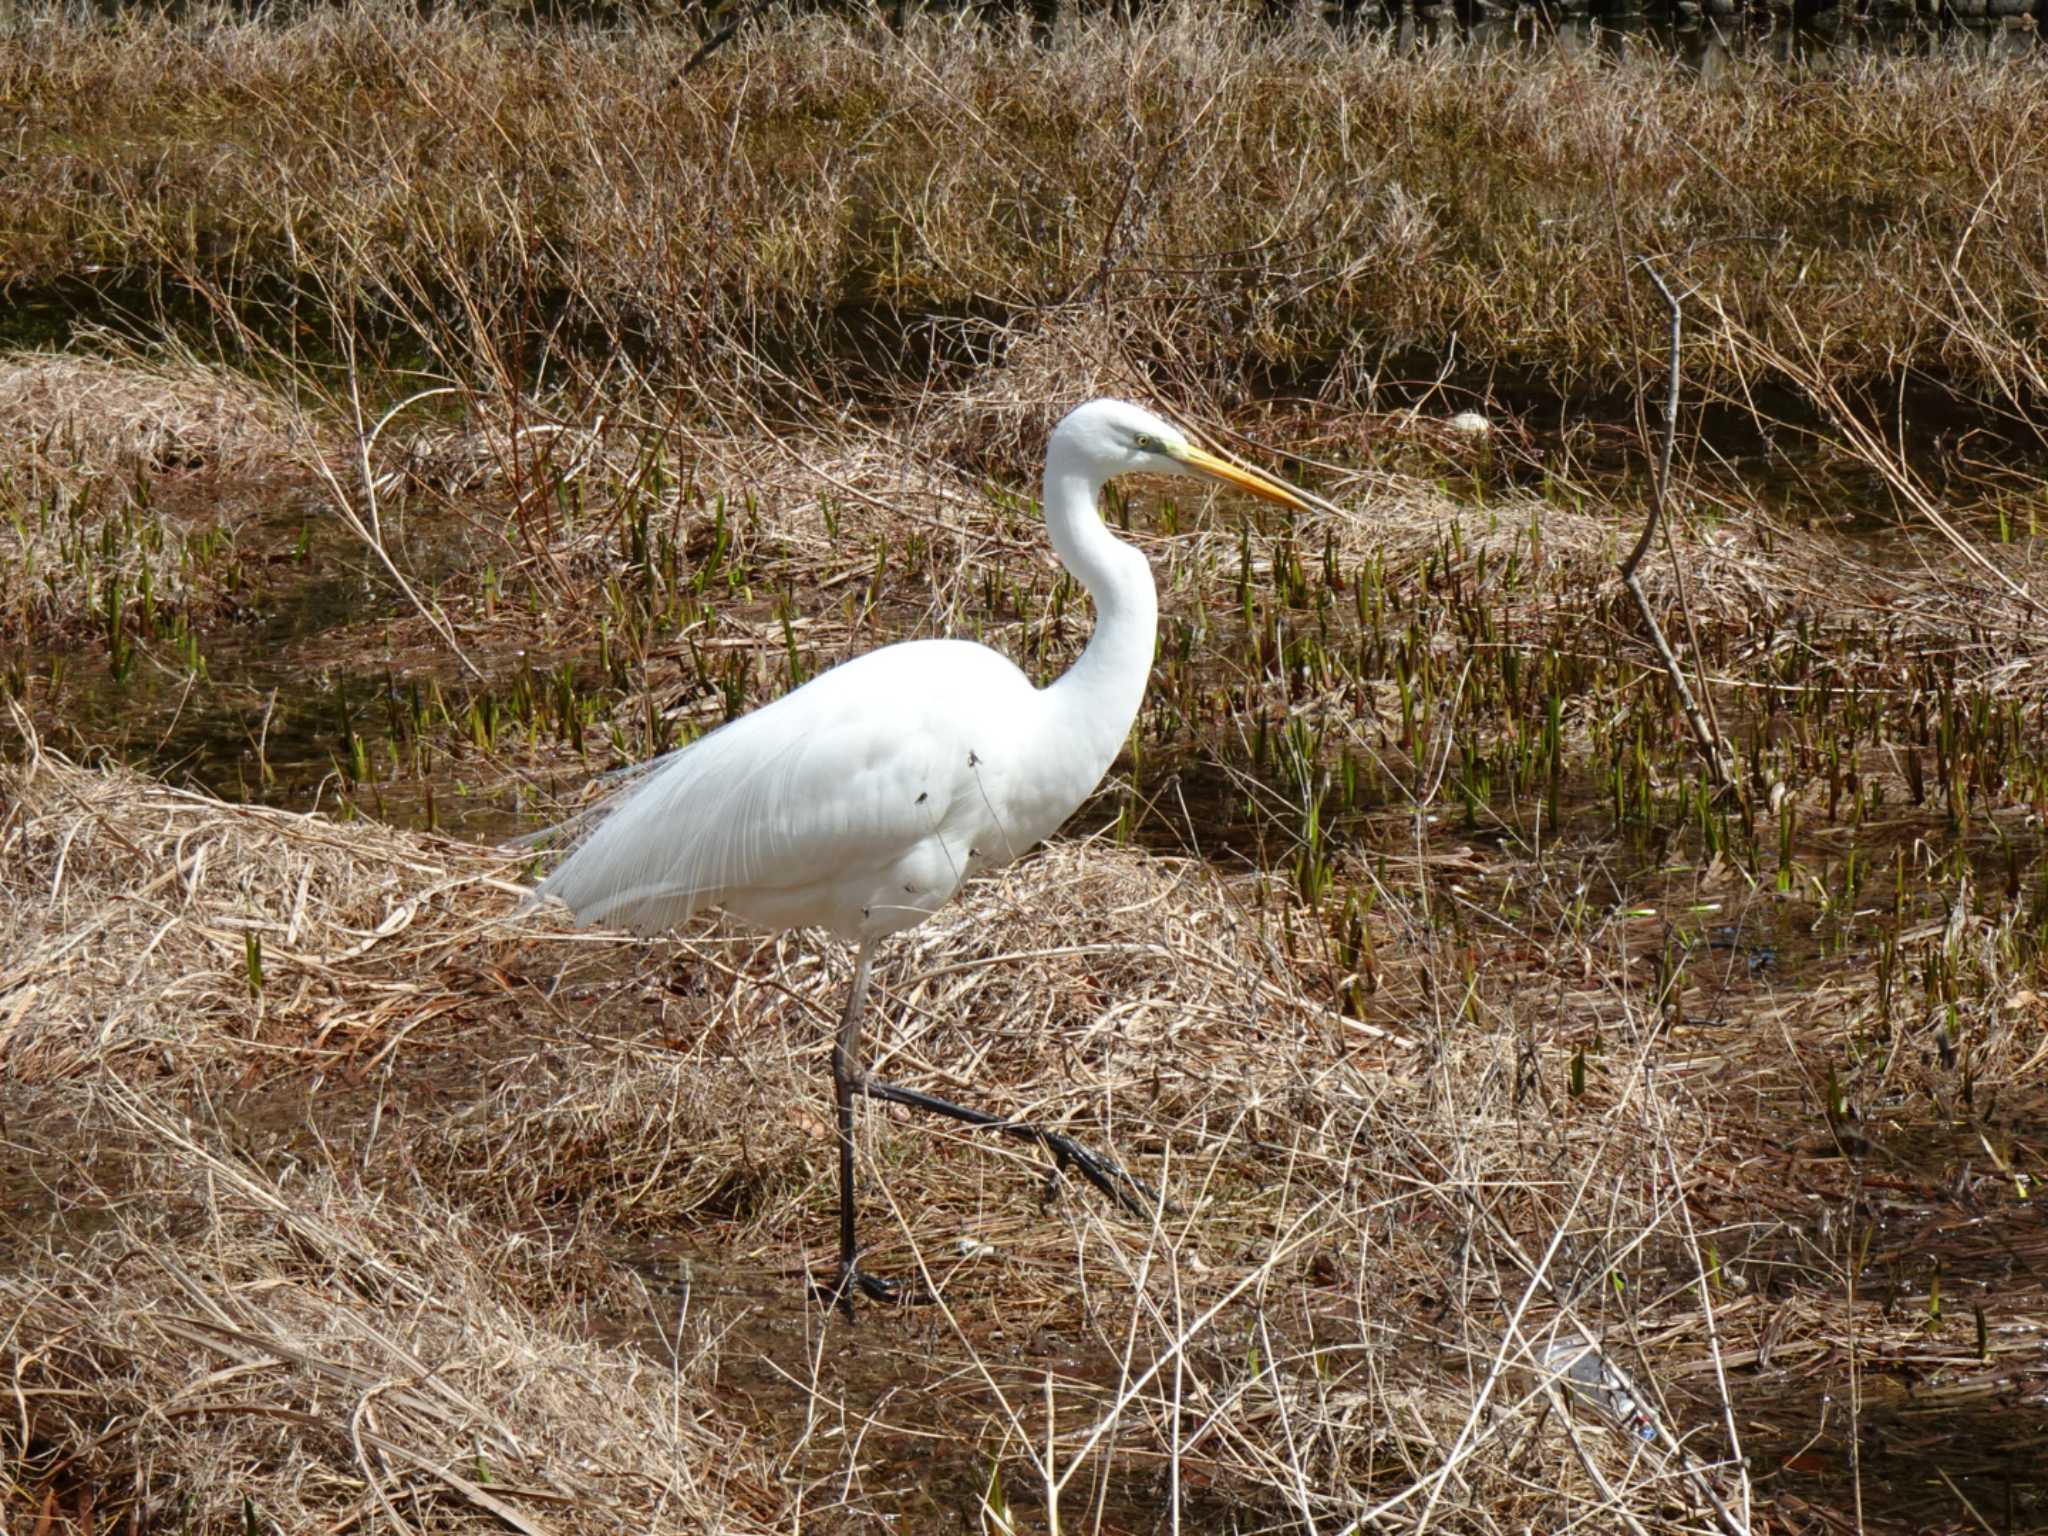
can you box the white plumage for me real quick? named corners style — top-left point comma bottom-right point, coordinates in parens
top-left (526, 397), bottom-right (1308, 1310)
top-left (537, 639), bottom-right (1085, 940)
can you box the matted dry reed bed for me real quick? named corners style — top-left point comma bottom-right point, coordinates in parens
top-left (0, 737), bottom-right (1686, 1531)
top-left (7, 1), bottom-right (2047, 402)
top-left (8, 699), bottom-right (2046, 1531)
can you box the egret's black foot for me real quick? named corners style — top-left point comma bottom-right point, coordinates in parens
top-left (810, 1262), bottom-right (921, 1314)
top-left (1037, 1131), bottom-right (1165, 1219)
top-left (859, 1076), bottom-right (1172, 1220)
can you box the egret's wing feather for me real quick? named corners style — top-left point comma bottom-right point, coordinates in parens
top-left (528, 662), bottom-right (952, 935)
top-left (502, 746), bottom-right (685, 854)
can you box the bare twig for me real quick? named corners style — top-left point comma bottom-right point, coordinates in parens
top-left (1622, 258), bottom-right (1734, 792)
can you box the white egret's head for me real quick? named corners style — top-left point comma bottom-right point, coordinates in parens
top-left (1052, 398), bottom-right (1310, 510)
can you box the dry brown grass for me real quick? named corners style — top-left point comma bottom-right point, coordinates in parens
top-left (0, 348), bottom-right (294, 487)
top-left (0, 730), bottom-right (788, 1534)
top-left (8, 2), bottom-right (2047, 406)
top-left (24, 674), bottom-right (2048, 1532)
top-left (0, 347), bottom-right (308, 642)
top-left (1, 720), bottom-right (1807, 1534)
top-left (2, 1114), bottom-right (786, 1536)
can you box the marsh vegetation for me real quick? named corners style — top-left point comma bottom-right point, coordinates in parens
top-left (4, 4), bottom-right (2047, 1533)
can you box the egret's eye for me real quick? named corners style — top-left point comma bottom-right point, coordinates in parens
top-left (1133, 432), bottom-right (1158, 452)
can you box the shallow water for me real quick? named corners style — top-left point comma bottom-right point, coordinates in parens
top-left (1736, 1106), bottom-right (2048, 1531)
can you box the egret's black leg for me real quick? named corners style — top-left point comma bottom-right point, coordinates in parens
top-left (814, 947), bottom-right (1159, 1314)
top-left (817, 942), bottom-right (907, 1315)
top-left (858, 1078), bottom-right (1165, 1218)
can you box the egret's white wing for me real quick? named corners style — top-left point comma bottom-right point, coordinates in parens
top-left (503, 747), bottom-right (682, 853)
top-left (530, 641), bottom-right (1027, 935)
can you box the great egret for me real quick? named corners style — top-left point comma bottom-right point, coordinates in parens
top-left (528, 398), bottom-right (1309, 1309)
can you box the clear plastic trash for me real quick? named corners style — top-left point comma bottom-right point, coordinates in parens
top-left (1543, 1334), bottom-right (1659, 1442)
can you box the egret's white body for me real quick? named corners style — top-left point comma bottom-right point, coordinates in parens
top-left (529, 398), bottom-right (1306, 1308)
top-left (536, 634), bottom-right (1135, 943)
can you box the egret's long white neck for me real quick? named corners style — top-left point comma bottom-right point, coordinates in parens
top-left (1041, 446), bottom-right (1158, 780)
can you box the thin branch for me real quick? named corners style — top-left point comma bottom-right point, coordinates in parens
top-left (1623, 258), bottom-right (1734, 792)
top-left (307, 351), bottom-right (486, 681)
top-left (676, 0), bottom-right (781, 80)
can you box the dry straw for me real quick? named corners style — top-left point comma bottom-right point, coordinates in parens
top-left (2, 718), bottom-right (1790, 1532)
top-left (0, 347), bottom-right (295, 488)
top-left (0, 346), bottom-right (309, 641)
top-left (1, 726), bottom-right (786, 1533)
